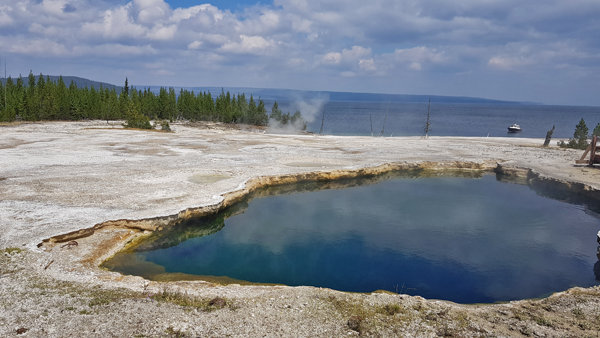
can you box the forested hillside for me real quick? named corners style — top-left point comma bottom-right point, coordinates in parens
top-left (0, 72), bottom-right (271, 126)
top-left (0, 75), bottom-right (122, 93)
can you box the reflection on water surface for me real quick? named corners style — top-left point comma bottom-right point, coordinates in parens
top-left (103, 171), bottom-right (600, 303)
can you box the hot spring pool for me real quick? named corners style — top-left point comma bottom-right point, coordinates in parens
top-left (103, 171), bottom-right (600, 304)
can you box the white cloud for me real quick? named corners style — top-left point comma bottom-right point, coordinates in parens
top-left (409, 62), bottom-right (422, 71)
top-left (29, 23), bottom-right (59, 36)
top-left (319, 46), bottom-right (372, 67)
top-left (81, 5), bottom-right (146, 40)
top-left (291, 17), bottom-right (312, 33)
top-left (132, 0), bottom-right (171, 24)
top-left (260, 10), bottom-right (280, 28)
top-left (155, 69), bottom-right (174, 75)
top-left (488, 56), bottom-right (533, 70)
top-left (196, 33), bottom-right (229, 46)
top-left (146, 24), bottom-right (177, 40)
top-left (342, 46), bottom-right (371, 60)
top-left (220, 35), bottom-right (276, 55)
top-left (40, 0), bottom-right (71, 16)
top-left (394, 46), bottom-right (445, 70)
top-left (73, 44), bottom-right (157, 57)
top-left (187, 40), bottom-right (202, 50)
top-left (322, 52), bottom-right (341, 64)
top-left (0, 5), bottom-right (14, 26)
top-left (10, 39), bottom-right (69, 56)
top-left (359, 59), bottom-right (376, 71)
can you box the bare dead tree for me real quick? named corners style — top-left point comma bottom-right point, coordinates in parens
top-left (378, 98), bottom-right (391, 137)
top-left (319, 109), bottom-right (325, 135)
top-left (543, 125), bottom-right (555, 147)
top-left (423, 98), bottom-right (431, 139)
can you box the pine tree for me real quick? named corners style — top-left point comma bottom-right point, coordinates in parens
top-left (24, 71), bottom-right (37, 120)
top-left (270, 101), bottom-right (282, 122)
top-left (123, 99), bottom-right (152, 129)
top-left (124, 78), bottom-right (129, 97)
top-left (167, 87), bottom-right (177, 121)
top-left (559, 118), bottom-right (589, 149)
top-left (291, 110), bottom-right (307, 130)
top-left (593, 123), bottom-right (600, 137)
top-left (255, 99), bottom-right (268, 126)
top-left (56, 76), bottom-right (69, 119)
top-left (246, 95), bottom-right (256, 124)
top-left (573, 118), bottom-right (589, 149)
top-left (118, 82), bottom-right (130, 118)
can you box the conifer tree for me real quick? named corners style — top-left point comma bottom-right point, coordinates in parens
top-left (123, 99), bottom-right (152, 129)
top-left (291, 110), bottom-right (307, 130)
top-left (270, 101), bottom-right (282, 121)
top-left (124, 77), bottom-right (129, 97)
top-left (559, 118), bottom-right (590, 149)
top-left (593, 123), bottom-right (600, 137)
top-left (56, 76), bottom-right (69, 119)
top-left (573, 118), bottom-right (589, 149)
top-left (256, 99), bottom-right (268, 126)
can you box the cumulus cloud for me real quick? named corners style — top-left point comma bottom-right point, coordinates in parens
top-left (131, 0), bottom-right (171, 24)
top-left (488, 56), bottom-right (533, 70)
top-left (187, 40), bottom-right (202, 50)
top-left (73, 43), bottom-right (157, 57)
top-left (81, 5), bottom-right (146, 40)
top-left (321, 52), bottom-right (341, 64)
top-left (10, 39), bottom-right (69, 56)
top-left (393, 46), bottom-right (445, 70)
top-left (145, 23), bottom-right (177, 40)
top-left (0, 6), bottom-right (13, 26)
top-left (0, 0), bottom-right (599, 104)
top-left (358, 59), bottom-right (376, 71)
top-left (219, 35), bottom-right (277, 55)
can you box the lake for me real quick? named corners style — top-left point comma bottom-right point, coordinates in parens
top-left (274, 101), bottom-right (600, 138)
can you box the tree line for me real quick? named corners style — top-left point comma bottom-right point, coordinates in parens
top-left (0, 72), bottom-right (293, 127)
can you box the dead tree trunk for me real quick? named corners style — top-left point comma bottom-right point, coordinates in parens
top-left (543, 125), bottom-right (555, 147)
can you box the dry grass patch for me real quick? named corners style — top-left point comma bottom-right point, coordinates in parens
top-left (150, 290), bottom-right (237, 312)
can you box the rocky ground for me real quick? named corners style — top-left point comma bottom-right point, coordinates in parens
top-left (1, 120), bottom-right (600, 337)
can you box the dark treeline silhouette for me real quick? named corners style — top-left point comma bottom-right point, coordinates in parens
top-left (0, 72), bottom-right (271, 126)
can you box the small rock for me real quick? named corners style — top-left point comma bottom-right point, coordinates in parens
top-left (16, 327), bottom-right (28, 335)
top-left (347, 316), bottom-right (363, 332)
top-left (208, 297), bottom-right (226, 309)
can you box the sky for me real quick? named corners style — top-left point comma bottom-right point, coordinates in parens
top-left (0, 0), bottom-right (599, 105)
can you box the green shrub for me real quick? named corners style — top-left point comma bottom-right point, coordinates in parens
top-left (123, 100), bottom-right (152, 130)
top-left (124, 114), bottom-right (152, 130)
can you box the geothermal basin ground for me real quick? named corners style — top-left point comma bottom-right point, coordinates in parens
top-left (1, 120), bottom-right (600, 337)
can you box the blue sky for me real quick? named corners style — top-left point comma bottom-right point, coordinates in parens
top-left (0, 0), bottom-right (599, 105)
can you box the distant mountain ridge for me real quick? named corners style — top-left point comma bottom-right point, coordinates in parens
top-left (142, 85), bottom-right (533, 105)
top-left (2, 74), bottom-right (531, 104)
top-left (1, 76), bottom-right (123, 92)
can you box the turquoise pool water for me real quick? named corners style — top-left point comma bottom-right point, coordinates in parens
top-left (104, 172), bottom-right (600, 303)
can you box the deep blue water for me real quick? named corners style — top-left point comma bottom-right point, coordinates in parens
top-left (277, 101), bottom-right (600, 138)
top-left (110, 175), bottom-right (600, 304)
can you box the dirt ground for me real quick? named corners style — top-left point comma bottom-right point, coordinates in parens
top-left (1, 120), bottom-right (600, 337)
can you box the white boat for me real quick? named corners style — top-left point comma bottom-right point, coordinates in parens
top-left (508, 124), bottom-right (522, 132)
